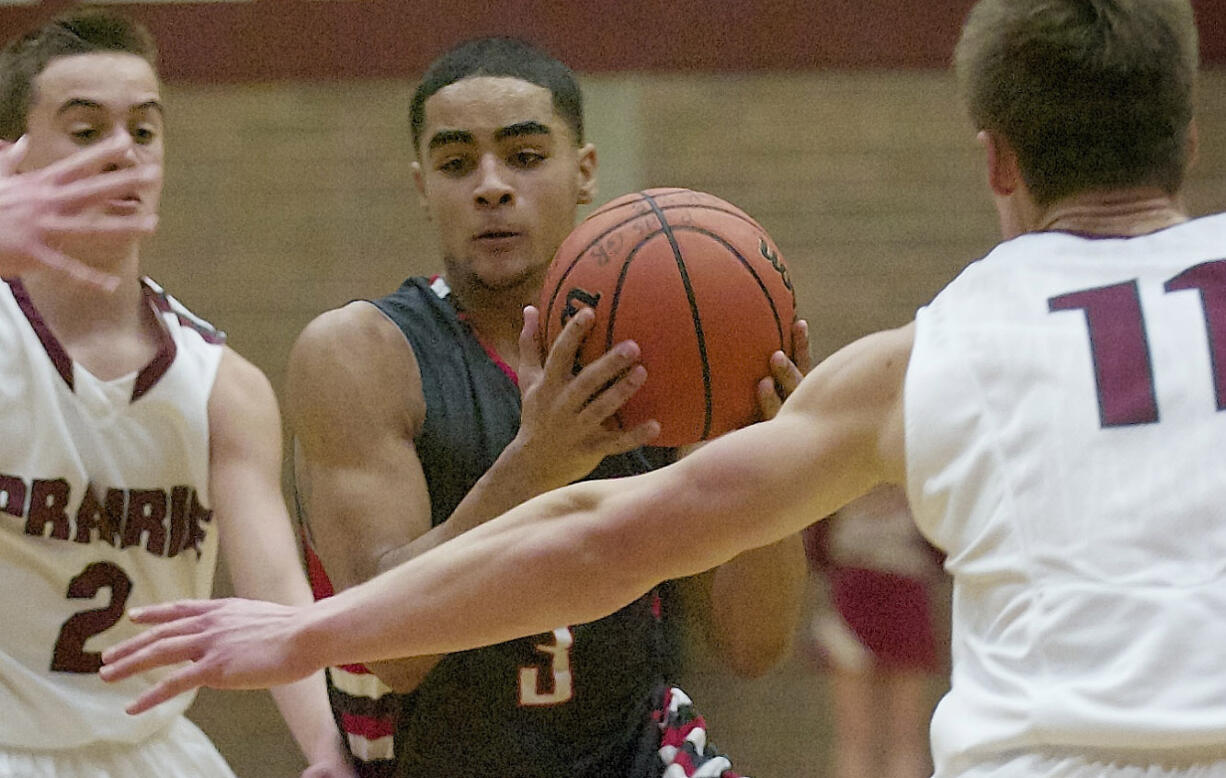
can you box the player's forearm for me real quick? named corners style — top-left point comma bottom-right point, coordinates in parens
top-left (707, 533), bottom-right (807, 676)
top-left (360, 440), bottom-right (586, 689)
top-left (307, 448), bottom-right (793, 664)
top-left (375, 436), bottom-right (571, 574)
top-left (229, 556), bottom-right (350, 766)
top-left (305, 478), bottom-right (675, 665)
top-left (268, 670), bottom-right (349, 767)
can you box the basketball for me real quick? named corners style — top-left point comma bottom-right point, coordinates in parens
top-left (539, 188), bottom-right (797, 447)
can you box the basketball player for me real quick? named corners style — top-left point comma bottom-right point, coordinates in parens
top-left (284, 37), bottom-right (807, 777)
top-left (0, 12), bottom-right (353, 778)
top-left (105, 1), bottom-right (1220, 774)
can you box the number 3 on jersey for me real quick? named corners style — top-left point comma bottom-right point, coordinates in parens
top-left (518, 626), bottom-right (574, 706)
top-left (51, 561), bottom-right (133, 673)
top-left (1049, 258), bottom-right (1226, 427)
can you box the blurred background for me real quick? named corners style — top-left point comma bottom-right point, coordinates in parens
top-left (2, 1), bottom-right (1223, 775)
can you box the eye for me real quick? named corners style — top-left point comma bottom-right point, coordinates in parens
top-left (510, 150), bottom-right (545, 168)
top-left (437, 156), bottom-right (472, 176)
top-left (132, 125), bottom-right (158, 145)
top-left (71, 127), bottom-right (100, 144)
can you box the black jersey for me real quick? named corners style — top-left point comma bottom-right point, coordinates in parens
top-left (371, 276), bottom-right (673, 778)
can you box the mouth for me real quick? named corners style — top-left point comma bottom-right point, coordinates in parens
top-left (104, 194), bottom-right (143, 214)
top-left (475, 229), bottom-right (521, 241)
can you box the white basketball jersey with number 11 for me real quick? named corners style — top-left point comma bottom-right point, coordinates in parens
top-left (0, 277), bottom-right (223, 750)
top-left (907, 212), bottom-right (1226, 775)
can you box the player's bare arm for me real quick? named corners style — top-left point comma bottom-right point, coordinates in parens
top-left (286, 301), bottom-right (437, 692)
top-left (684, 318), bottom-right (812, 676)
top-left (208, 347), bottom-right (355, 777)
top-left (0, 134), bottom-right (158, 289)
top-left (288, 300), bottom-right (653, 693)
top-left (100, 323), bottom-right (912, 711)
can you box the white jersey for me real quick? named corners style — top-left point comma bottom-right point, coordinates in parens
top-left (0, 277), bottom-right (224, 750)
top-left (906, 213), bottom-right (1226, 776)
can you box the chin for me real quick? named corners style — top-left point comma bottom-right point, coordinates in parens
top-left (472, 271), bottom-right (538, 294)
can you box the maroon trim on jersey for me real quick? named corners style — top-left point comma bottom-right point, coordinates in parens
top-left (147, 285), bottom-right (226, 345)
top-left (130, 283), bottom-right (179, 402)
top-left (5, 279), bottom-right (184, 401)
top-left (6, 278), bottom-right (74, 390)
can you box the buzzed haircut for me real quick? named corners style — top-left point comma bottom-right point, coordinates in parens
top-left (409, 37), bottom-right (584, 153)
top-left (0, 9), bottom-right (158, 141)
top-left (955, 0), bottom-right (1198, 206)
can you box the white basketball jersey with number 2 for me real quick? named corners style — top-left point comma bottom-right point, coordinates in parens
top-left (906, 213), bottom-right (1226, 775)
top-left (0, 277), bottom-right (223, 750)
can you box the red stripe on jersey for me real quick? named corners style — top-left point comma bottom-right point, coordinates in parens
top-left (671, 750), bottom-right (697, 774)
top-left (339, 712), bottom-right (397, 740)
top-left (303, 537), bottom-right (374, 676)
top-left (338, 663), bottom-right (375, 675)
top-left (660, 717), bottom-right (705, 748)
top-left (302, 539), bottom-right (335, 600)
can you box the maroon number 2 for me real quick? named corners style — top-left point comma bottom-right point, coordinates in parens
top-left (1048, 259), bottom-right (1226, 427)
top-left (50, 561), bottom-right (133, 673)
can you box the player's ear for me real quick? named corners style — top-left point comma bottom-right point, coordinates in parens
top-left (1185, 119), bottom-right (1199, 171)
top-left (979, 129), bottom-right (1020, 197)
top-left (576, 143), bottom-right (597, 205)
top-left (411, 159), bottom-right (431, 220)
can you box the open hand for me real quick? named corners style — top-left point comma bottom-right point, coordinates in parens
top-left (0, 134), bottom-right (160, 290)
top-left (100, 598), bottom-right (320, 715)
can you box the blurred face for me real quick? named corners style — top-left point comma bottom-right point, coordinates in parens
top-left (20, 52), bottom-right (164, 225)
top-left (413, 76), bottom-right (595, 294)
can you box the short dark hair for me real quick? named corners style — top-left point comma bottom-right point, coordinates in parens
top-left (955, 0), bottom-right (1198, 205)
top-left (409, 37), bottom-right (584, 153)
top-left (0, 10), bottom-right (158, 141)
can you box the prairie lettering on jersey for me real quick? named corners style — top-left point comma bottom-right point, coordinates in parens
top-left (0, 474), bottom-right (212, 559)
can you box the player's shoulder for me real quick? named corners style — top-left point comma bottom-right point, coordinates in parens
top-left (293, 300), bottom-right (415, 375)
top-left (287, 300), bottom-right (424, 426)
top-left (211, 346), bottom-right (277, 416)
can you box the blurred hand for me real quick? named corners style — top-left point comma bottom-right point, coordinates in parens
top-left (0, 134), bottom-right (159, 290)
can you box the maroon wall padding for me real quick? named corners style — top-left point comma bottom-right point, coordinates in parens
top-left (0, 0), bottom-right (1223, 83)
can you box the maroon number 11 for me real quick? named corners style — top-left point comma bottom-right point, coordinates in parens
top-left (1048, 259), bottom-right (1226, 428)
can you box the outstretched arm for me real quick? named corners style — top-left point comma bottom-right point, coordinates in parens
top-left (102, 324), bottom-right (913, 712)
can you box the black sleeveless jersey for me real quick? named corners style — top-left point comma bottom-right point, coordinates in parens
top-left (371, 277), bottom-right (674, 778)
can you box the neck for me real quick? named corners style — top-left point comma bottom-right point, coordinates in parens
top-left (21, 259), bottom-right (146, 343)
top-left (445, 272), bottom-right (544, 370)
top-left (1034, 189), bottom-right (1188, 238)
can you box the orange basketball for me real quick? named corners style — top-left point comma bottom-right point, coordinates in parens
top-left (540, 188), bottom-right (797, 447)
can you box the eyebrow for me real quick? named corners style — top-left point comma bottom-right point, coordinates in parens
top-left (56, 98), bottom-right (165, 116)
top-left (494, 121), bottom-right (551, 141)
top-left (427, 129), bottom-right (474, 151)
top-left (427, 120), bottom-right (553, 152)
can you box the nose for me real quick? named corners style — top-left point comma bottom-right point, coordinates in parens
top-left (473, 153), bottom-right (514, 207)
top-left (100, 128), bottom-right (139, 173)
